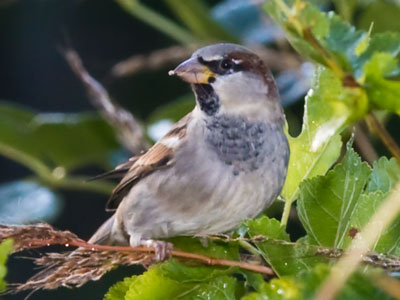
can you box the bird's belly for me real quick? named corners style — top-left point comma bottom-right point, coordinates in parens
top-left (151, 154), bottom-right (278, 237)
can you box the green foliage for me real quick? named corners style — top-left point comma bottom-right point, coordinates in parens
top-left (0, 101), bottom-right (116, 194)
top-left (297, 140), bottom-right (371, 248)
top-left (164, 0), bottom-right (235, 42)
top-left (266, 0), bottom-right (400, 226)
top-left (297, 140), bottom-right (400, 254)
top-left (362, 52), bottom-right (400, 114)
top-left (281, 67), bottom-right (367, 203)
top-left (265, 0), bottom-right (400, 81)
top-left (169, 236), bottom-right (240, 260)
top-left (0, 101), bottom-right (119, 171)
top-left (357, 1), bottom-right (400, 33)
top-left (242, 264), bottom-right (393, 300)
top-left (243, 217), bottom-right (326, 277)
top-left (104, 260), bottom-right (243, 300)
top-left (0, 239), bottom-right (13, 291)
top-left (2, 0), bottom-right (400, 299)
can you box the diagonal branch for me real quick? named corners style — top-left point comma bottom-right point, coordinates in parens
top-left (366, 112), bottom-right (400, 162)
top-left (61, 47), bottom-right (150, 154)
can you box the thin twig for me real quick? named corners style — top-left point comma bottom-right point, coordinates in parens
top-left (22, 237), bottom-right (274, 275)
top-left (61, 47), bottom-right (150, 154)
top-left (366, 112), bottom-right (400, 161)
top-left (370, 273), bottom-right (400, 299)
top-left (0, 142), bottom-right (114, 195)
top-left (110, 44), bottom-right (302, 79)
top-left (353, 123), bottom-right (378, 165)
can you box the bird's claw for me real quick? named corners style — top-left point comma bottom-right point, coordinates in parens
top-left (142, 240), bottom-right (173, 261)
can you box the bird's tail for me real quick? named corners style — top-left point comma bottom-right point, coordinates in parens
top-left (88, 214), bottom-right (117, 245)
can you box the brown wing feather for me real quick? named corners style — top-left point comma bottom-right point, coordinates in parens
top-left (88, 157), bottom-right (139, 181)
top-left (105, 113), bottom-right (191, 211)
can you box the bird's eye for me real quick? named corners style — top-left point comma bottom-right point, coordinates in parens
top-left (220, 59), bottom-right (233, 70)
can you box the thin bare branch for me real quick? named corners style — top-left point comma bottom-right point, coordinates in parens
top-left (110, 45), bottom-right (302, 79)
top-left (366, 112), bottom-right (400, 162)
top-left (61, 47), bottom-right (150, 154)
top-left (354, 123), bottom-right (378, 165)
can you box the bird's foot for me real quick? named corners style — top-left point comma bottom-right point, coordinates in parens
top-left (141, 239), bottom-right (173, 261)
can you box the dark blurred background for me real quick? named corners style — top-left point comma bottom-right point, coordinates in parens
top-left (0, 0), bottom-right (186, 298)
top-left (1, 0), bottom-right (400, 298)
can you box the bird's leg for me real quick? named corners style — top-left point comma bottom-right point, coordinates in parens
top-left (143, 240), bottom-right (173, 261)
top-left (130, 236), bottom-right (173, 261)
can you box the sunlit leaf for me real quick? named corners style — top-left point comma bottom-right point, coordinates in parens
top-left (361, 52), bottom-right (400, 114)
top-left (105, 259), bottom-right (242, 300)
top-left (0, 239), bottom-right (12, 291)
top-left (297, 142), bottom-right (371, 248)
top-left (282, 68), bottom-right (367, 202)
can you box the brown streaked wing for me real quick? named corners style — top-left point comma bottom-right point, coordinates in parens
top-left (105, 113), bottom-right (191, 211)
top-left (87, 157), bottom-right (139, 181)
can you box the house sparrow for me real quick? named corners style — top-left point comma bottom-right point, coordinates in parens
top-left (89, 43), bottom-right (289, 259)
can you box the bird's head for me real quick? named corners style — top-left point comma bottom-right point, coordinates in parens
top-left (169, 43), bottom-right (282, 122)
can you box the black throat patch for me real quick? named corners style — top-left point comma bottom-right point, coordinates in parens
top-left (192, 84), bottom-right (220, 116)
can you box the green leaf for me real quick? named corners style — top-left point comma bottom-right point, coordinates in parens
top-left (282, 67), bottom-right (367, 203)
top-left (362, 52), bottom-right (400, 114)
top-left (0, 102), bottom-right (120, 171)
top-left (367, 157), bottom-right (400, 193)
top-left (105, 260), bottom-right (243, 300)
top-left (348, 190), bottom-right (400, 255)
top-left (244, 217), bottom-right (326, 277)
top-left (104, 276), bottom-right (137, 300)
top-left (298, 141), bottom-right (400, 253)
top-left (349, 157), bottom-right (400, 254)
top-left (297, 142), bottom-right (371, 248)
top-left (357, 1), bottom-right (400, 33)
top-left (0, 239), bottom-right (13, 291)
top-left (169, 236), bottom-right (240, 260)
top-left (164, 0), bottom-right (235, 42)
top-left (242, 264), bottom-right (394, 300)
top-left (265, 0), bottom-right (366, 73)
top-left (355, 32), bottom-right (400, 76)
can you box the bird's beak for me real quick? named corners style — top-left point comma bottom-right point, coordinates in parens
top-left (168, 57), bottom-right (215, 84)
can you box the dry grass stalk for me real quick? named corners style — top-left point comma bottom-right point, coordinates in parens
top-left (0, 223), bottom-right (273, 294)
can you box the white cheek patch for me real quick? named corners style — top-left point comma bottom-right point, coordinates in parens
top-left (160, 135), bottom-right (181, 148)
top-left (213, 72), bottom-right (268, 104)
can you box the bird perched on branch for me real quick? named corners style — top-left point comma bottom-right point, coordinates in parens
top-left (90, 43), bottom-right (289, 260)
